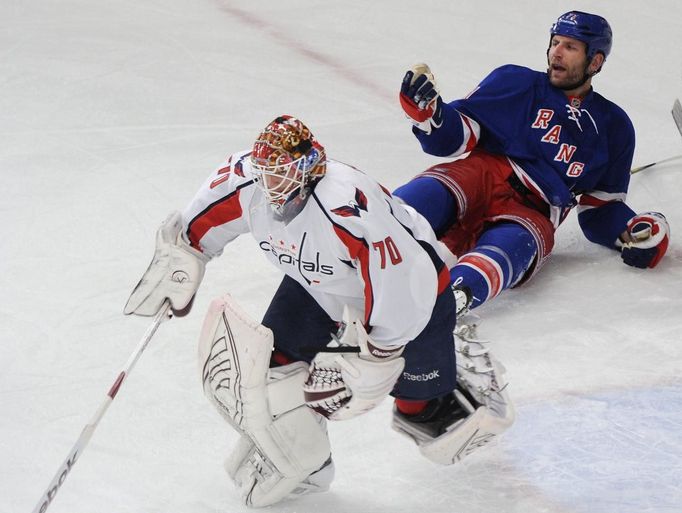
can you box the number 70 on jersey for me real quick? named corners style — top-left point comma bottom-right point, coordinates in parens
top-left (372, 237), bottom-right (403, 268)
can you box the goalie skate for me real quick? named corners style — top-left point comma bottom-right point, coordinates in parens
top-left (392, 332), bottom-right (514, 465)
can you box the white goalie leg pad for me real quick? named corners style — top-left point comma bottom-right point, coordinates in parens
top-left (415, 390), bottom-right (513, 465)
top-left (225, 433), bottom-right (334, 507)
top-left (392, 335), bottom-right (515, 465)
top-left (223, 362), bottom-right (333, 507)
top-left (425, 335), bottom-right (514, 464)
top-left (233, 362), bottom-right (333, 507)
top-left (198, 295), bottom-right (274, 432)
top-left (198, 295), bottom-right (332, 507)
top-left (453, 334), bottom-right (514, 424)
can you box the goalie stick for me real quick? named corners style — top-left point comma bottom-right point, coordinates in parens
top-left (31, 301), bottom-right (173, 513)
top-left (630, 98), bottom-right (682, 174)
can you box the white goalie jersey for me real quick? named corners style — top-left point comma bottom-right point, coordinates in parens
top-left (182, 151), bottom-right (453, 349)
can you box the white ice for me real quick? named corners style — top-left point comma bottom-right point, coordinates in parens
top-left (2, 1), bottom-right (681, 512)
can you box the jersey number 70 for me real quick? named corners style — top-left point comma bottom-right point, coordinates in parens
top-left (372, 237), bottom-right (403, 268)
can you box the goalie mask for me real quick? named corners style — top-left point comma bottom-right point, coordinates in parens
top-left (251, 115), bottom-right (327, 213)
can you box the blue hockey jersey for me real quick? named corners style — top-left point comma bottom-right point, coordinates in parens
top-left (413, 64), bottom-right (637, 248)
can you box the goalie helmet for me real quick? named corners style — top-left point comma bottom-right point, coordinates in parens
top-left (251, 115), bottom-right (326, 212)
top-left (550, 11), bottom-right (613, 62)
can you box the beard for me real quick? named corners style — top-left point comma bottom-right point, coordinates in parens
top-left (547, 63), bottom-right (590, 92)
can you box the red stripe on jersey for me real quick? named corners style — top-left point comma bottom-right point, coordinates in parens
top-left (437, 265), bottom-right (450, 294)
top-left (458, 252), bottom-right (503, 299)
top-left (462, 115), bottom-right (479, 153)
top-left (332, 225), bottom-right (373, 325)
top-left (187, 190), bottom-right (243, 250)
top-left (579, 194), bottom-right (609, 208)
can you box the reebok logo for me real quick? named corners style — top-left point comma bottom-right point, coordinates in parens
top-left (367, 340), bottom-right (403, 360)
top-left (36, 451), bottom-right (79, 513)
top-left (402, 370), bottom-right (440, 382)
top-left (371, 348), bottom-right (395, 358)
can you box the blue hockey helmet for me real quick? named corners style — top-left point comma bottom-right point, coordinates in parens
top-left (550, 11), bottom-right (612, 61)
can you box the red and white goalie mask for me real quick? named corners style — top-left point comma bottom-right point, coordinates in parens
top-left (250, 115), bottom-right (327, 212)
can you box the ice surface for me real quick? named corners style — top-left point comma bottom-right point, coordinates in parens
top-left (1, 1), bottom-right (681, 512)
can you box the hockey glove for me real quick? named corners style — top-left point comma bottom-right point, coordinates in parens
top-left (620, 212), bottom-right (670, 269)
top-left (399, 63), bottom-right (444, 134)
top-left (303, 306), bottom-right (405, 421)
top-left (124, 211), bottom-right (209, 316)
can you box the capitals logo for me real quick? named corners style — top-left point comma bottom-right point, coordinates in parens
top-left (259, 234), bottom-right (334, 283)
top-left (331, 188), bottom-right (368, 218)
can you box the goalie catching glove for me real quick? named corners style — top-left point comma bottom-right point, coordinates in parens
top-left (124, 211), bottom-right (209, 316)
top-left (302, 306), bottom-right (405, 421)
top-left (619, 211), bottom-right (670, 269)
top-left (399, 63), bottom-right (444, 135)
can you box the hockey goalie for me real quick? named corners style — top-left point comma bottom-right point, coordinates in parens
top-left (124, 115), bottom-right (515, 507)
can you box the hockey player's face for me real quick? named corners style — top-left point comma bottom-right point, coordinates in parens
top-left (547, 35), bottom-right (590, 91)
top-left (263, 164), bottom-right (300, 195)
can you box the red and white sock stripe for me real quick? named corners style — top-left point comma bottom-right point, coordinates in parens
top-left (457, 251), bottom-right (504, 302)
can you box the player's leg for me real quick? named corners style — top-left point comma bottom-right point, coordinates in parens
top-left (391, 288), bottom-right (458, 402)
top-left (450, 222), bottom-right (538, 315)
top-left (393, 176), bottom-right (458, 238)
top-left (390, 289), bottom-right (515, 464)
top-left (396, 153), bottom-right (555, 318)
top-left (394, 152), bottom-right (498, 258)
top-left (262, 275), bottom-right (339, 364)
